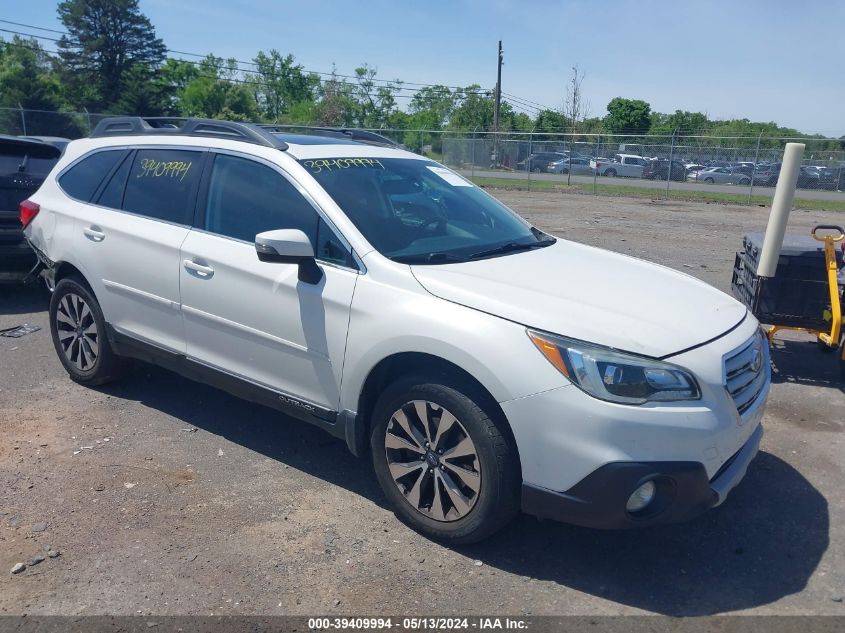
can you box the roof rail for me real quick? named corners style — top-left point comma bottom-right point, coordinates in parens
top-left (258, 124), bottom-right (400, 148)
top-left (90, 117), bottom-right (288, 150)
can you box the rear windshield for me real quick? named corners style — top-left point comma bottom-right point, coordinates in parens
top-left (299, 157), bottom-right (552, 263)
top-left (0, 143), bottom-right (61, 176)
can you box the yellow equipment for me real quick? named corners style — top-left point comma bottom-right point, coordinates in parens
top-left (764, 225), bottom-right (845, 370)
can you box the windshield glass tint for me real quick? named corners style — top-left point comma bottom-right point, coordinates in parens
top-left (300, 158), bottom-right (549, 263)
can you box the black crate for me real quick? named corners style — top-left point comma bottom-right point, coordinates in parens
top-left (742, 232), bottom-right (843, 282)
top-left (732, 233), bottom-right (843, 330)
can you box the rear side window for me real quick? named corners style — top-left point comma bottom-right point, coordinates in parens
top-left (204, 153), bottom-right (318, 244)
top-left (59, 150), bottom-right (126, 202)
top-left (96, 152), bottom-right (133, 209)
top-left (122, 149), bottom-right (202, 224)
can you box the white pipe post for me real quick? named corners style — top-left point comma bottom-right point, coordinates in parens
top-left (757, 142), bottom-right (805, 278)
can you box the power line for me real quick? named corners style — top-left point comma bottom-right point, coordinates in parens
top-left (0, 19), bottom-right (66, 35)
top-left (0, 19), bottom-right (549, 109)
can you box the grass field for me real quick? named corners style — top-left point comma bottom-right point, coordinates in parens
top-left (469, 176), bottom-right (845, 212)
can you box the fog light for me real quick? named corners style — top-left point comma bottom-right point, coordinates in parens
top-left (626, 481), bottom-right (656, 513)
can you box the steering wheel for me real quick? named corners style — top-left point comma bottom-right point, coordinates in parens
top-left (419, 216), bottom-right (447, 234)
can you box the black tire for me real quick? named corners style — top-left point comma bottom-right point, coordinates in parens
top-left (49, 276), bottom-right (127, 386)
top-left (370, 376), bottom-right (521, 544)
top-left (704, 177), bottom-right (714, 183)
top-left (605, 169), bottom-right (617, 177)
top-left (532, 167), bottom-right (542, 173)
top-left (740, 178), bottom-right (751, 186)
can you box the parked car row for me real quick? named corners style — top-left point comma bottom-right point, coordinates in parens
top-left (514, 149), bottom-right (845, 190)
top-left (0, 135), bottom-right (66, 282)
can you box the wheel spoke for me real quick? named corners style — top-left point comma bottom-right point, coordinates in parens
top-left (412, 401), bottom-right (433, 444)
top-left (78, 302), bottom-right (92, 326)
top-left (429, 472), bottom-right (447, 521)
top-left (391, 409), bottom-right (427, 449)
top-left (70, 338), bottom-right (83, 369)
top-left (385, 430), bottom-right (425, 453)
top-left (57, 329), bottom-right (76, 342)
top-left (81, 335), bottom-right (98, 361)
top-left (404, 466), bottom-right (427, 508)
top-left (442, 461), bottom-right (481, 493)
top-left (442, 435), bottom-right (476, 460)
top-left (439, 468), bottom-right (472, 516)
top-left (70, 295), bottom-right (82, 324)
top-left (432, 410), bottom-right (458, 451)
top-left (77, 338), bottom-right (90, 369)
top-left (388, 459), bottom-right (425, 482)
top-left (56, 309), bottom-right (75, 328)
top-left (59, 297), bottom-right (76, 326)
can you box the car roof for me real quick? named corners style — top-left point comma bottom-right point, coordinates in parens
top-left (271, 133), bottom-right (362, 146)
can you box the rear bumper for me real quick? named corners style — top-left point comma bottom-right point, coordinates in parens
top-left (522, 423), bottom-right (762, 529)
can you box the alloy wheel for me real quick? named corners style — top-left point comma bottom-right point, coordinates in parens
top-left (384, 400), bottom-right (481, 522)
top-left (55, 292), bottom-right (99, 371)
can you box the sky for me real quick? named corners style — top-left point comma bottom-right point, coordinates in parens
top-left (5, 0), bottom-right (845, 136)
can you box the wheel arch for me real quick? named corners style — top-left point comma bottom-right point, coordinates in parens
top-left (53, 260), bottom-right (91, 288)
top-left (347, 351), bottom-right (520, 470)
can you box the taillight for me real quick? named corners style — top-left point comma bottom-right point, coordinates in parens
top-left (20, 199), bottom-right (40, 229)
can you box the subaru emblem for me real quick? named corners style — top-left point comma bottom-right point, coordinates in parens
top-left (750, 348), bottom-right (763, 373)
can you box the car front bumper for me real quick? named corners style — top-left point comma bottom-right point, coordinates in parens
top-left (521, 423), bottom-right (762, 528)
top-left (503, 316), bottom-right (769, 529)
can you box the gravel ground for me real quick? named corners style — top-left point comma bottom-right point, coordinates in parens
top-left (1, 191), bottom-right (843, 616)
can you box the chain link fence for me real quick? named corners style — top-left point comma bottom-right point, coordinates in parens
top-left (3, 107), bottom-right (843, 207)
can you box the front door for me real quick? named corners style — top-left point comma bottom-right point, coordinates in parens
top-left (179, 152), bottom-right (358, 411)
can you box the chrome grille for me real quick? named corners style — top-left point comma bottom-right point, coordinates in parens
top-left (724, 332), bottom-right (769, 415)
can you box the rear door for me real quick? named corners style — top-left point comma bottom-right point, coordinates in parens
top-left (179, 151), bottom-right (358, 410)
top-left (68, 146), bottom-right (206, 352)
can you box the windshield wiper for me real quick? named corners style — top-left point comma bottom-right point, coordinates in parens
top-left (392, 252), bottom-right (468, 265)
top-left (469, 238), bottom-right (554, 260)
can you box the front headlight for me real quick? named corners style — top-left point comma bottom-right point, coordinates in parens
top-left (527, 330), bottom-right (700, 405)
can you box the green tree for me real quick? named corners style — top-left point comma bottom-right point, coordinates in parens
top-left (448, 86), bottom-right (494, 131)
top-left (177, 56), bottom-right (260, 121)
top-left (535, 109), bottom-right (568, 135)
top-left (313, 66), bottom-right (355, 126)
top-left (603, 97), bottom-right (652, 135)
top-left (249, 50), bottom-right (319, 121)
top-left (650, 110), bottom-right (710, 135)
top-left (57, 0), bottom-right (166, 111)
top-left (0, 37), bottom-right (84, 136)
top-left (409, 85), bottom-right (457, 129)
top-left (347, 64), bottom-right (402, 128)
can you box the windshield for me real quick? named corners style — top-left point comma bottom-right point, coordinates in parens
top-left (299, 157), bottom-right (552, 263)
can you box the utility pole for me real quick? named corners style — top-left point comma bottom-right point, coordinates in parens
top-left (493, 40), bottom-right (503, 133)
top-left (492, 40), bottom-right (503, 169)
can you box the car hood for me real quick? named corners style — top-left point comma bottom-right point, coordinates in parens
top-left (411, 240), bottom-right (747, 358)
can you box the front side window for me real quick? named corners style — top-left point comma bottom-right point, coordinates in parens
top-left (300, 157), bottom-right (552, 263)
top-left (59, 149), bottom-right (126, 202)
top-left (204, 153), bottom-right (318, 244)
top-left (205, 154), bottom-right (353, 267)
top-left (122, 149), bottom-right (202, 224)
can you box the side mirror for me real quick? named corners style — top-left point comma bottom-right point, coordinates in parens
top-left (255, 229), bottom-right (322, 284)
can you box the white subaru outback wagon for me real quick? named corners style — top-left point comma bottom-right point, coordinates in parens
top-left (22, 117), bottom-right (769, 543)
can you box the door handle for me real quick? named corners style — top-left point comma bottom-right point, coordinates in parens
top-left (183, 259), bottom-right (215, 278)
top-left (83, 227), bottom-right (105, 242)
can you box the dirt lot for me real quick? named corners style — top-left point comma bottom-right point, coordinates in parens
top-left (1, 191), bottom-right (843, 616)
